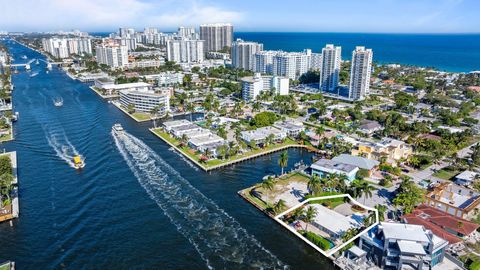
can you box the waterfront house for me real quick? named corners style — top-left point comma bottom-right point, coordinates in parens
top-left (240, 126), bottom-right (287, 145)
top-left (402, 204), bottom-right (479, 244)
top-left (273, 121), bottom-right (305, 138)
top-left (311, 204), bottom-right (362, 240)
top-left (162, 120), bottom-right (191, 132)
top-left (310, 159), bottom-right (359, 182)
top-left (359, 222), bottom-right (448, 270)
top-left (425, 182), bottom-right (480, 219)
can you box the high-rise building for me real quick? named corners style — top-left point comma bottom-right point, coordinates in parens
top-left (349, 46), bottom-right (373, 100)
top-left (231, 39), bottom-right (263, 71)
top-left (319, 44), bottom-right (342, 92)
top-left (255, 51), bottom-right (278, 74)
top-left (42, 37), bottom-right (91, 58)
top-left (310, 52), bottom-right (322, 70)
top-left (199, 23), bottom-right (233, 52)
top-left (166, 39), bottom-right (205, 63)
top-left (115, 37), bottom-right (137, 51)
top-left (95, 41), bottom-right (128, 68)
top-left (178, 26), bottom-right (197, 39)
top-left (119, 27), bottom-right (135, 38)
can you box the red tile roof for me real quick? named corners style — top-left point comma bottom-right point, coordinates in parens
top-left (402, 204), bottom-right (479, 244)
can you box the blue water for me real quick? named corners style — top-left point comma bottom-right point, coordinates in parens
top-left (235, 32), bottom-right (480, 72)
top-left (90, 31), bottom-right (480, 72)
top-left (0, 39), bottom-right (330, 269)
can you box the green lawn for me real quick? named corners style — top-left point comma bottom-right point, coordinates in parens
top-left (0, 132), bottom-right (12, 142)
top-left (0, 263), bottom-right (10, 270)
top-left (433, 167), bottom-right (460, 180)
top-left (151, 128), bottom-right (301, 169)
top-left (132, 112), bottom-right (151, 121)
top-left (240, 172), bottom-right (311, 212)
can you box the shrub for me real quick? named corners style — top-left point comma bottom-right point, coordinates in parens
top-left (0, 155), bottom-right (12, 175)
top-left (302, 231), bottom-right (331, 250)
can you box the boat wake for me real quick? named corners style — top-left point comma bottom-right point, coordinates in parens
top-left (168, 147), bottom-right (199, 171)
top-left (45, 128), bottom-right (83, 168)
top-left (113, 131), bottom-right (286, 269)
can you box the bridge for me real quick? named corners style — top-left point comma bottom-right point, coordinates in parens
top-left (7, 58), bottom-right (62, 70)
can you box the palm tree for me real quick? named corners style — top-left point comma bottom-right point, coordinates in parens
top-left (315, 126), bottom-right (325, 140)
top-left (273, 199), bottom-right (287, 214)
top-left (264, 134), bottom-right (274, 148)
top-left (361, 181), bottom-right (375, 205)
top-left (260, 177), bottom-right (275, 205)
top-left (292, 207), bottom-right (305, 220)
top-left (186, 102), bottom-right (194, 121)
top-left (303, 206), bottom-right (317, 231)
top-left (0, 173), bottom-right (13, 207)
top-left (375, 204), bottom-right (387, 222)
top-left (150, 106), bottom-right (160, 128)
top-left (308, 174), bottom-right (322, 195)
top-left (180, 134), bottom-right (188, 147)
top-left (278, 150), bottom-right (288, 175)
top-left (234, 128), bottom-right (242, 143)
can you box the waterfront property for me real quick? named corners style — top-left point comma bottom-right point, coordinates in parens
top-left (92, 78), bottom-right (152, 98)
top-left (119, 89), bottom-right (170, 114)
top-left (240, 126), bottom-right (287, 146)
top-left (311, 158), bottom-right (359, 182)
top-left (274, 194), bottom-right (378, 257)
top-left (151, 122), bottom-right (309, 171)
top-left (358, 222), bottom-right (449, 270)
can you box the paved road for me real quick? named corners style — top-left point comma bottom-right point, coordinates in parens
top-left (458, 141), bottom-right (479, 159)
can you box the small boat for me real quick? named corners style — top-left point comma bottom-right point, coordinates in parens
top-left (11, 112), bottom-right (18, 122)
top-left (21, 55), bottom-right (27, 60)
top-left (30, 72), bottom-right (39, 77)
top-left (54, 98), bottom-right (63, 107)
top-left (73, 155), bottom-right (85, 170)
top-left (112, 123), bottom-right (124, 135)
top-left (35, 59), bottom-right (39, 65)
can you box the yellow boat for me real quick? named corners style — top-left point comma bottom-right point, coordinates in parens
top-left (73, 155), bottom-right (85, 169)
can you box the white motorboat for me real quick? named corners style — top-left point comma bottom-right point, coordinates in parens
top-left (112, 123), bottom-right (124, 135)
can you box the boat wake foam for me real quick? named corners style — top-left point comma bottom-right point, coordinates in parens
top-left (45, 128), bottom-right (83, 168)
top-left (168, 147), bottom-right (199, 171)
top-left (113, 131), bottom-right (287, 269)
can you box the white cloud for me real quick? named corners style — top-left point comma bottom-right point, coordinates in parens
top-left (0, 0), bottom-right (243, 31)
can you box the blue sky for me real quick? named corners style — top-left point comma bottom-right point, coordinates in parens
top-left (1, 0), bottom-right (479, 33)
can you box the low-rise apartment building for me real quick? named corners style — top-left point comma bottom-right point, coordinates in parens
top-left (119, 89), bottom-right (170, 114)
top-left (351, 138), bottom-right (413, 163)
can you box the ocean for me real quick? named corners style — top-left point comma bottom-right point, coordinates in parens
top-left (235, 32), bottom-right (480, 73)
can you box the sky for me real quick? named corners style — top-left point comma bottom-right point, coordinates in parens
top-left (1, 0), bottom-right (479, 33)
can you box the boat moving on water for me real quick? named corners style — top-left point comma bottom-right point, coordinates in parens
top-left (73, 155), bottom-right (85, 170)
top-left (53, 98), bottom-right (63, 107)
top-left (112, 123), bottom-right (124, 135)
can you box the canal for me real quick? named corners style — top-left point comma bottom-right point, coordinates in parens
top-left (0, 40), bottom-right (333, 269)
